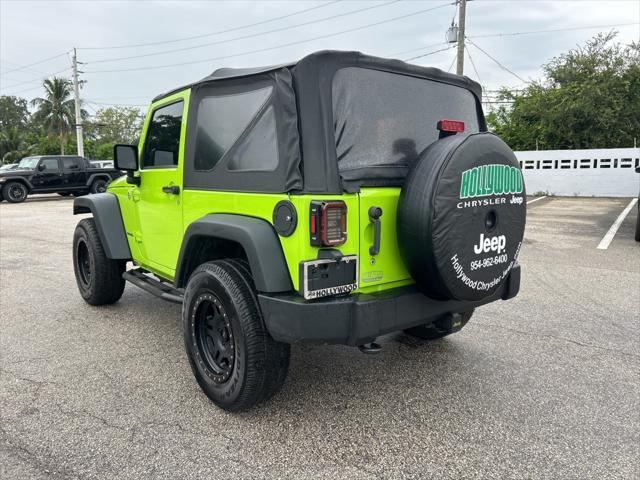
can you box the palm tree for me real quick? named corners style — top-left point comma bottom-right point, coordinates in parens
top-left (0, 127), bottom-right (35, 163)
top-left (30, 77), bottom-right (77, 155)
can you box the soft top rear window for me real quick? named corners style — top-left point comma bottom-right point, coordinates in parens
top-left (332, 67), bottom-right (481, 188)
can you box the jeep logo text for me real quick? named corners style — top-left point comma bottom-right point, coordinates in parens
top-left (473, 233), bottom-right (506, 255)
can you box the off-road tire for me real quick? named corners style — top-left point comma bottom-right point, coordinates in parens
top-left (90, 178), bottom-right (108, 194)
top-left (183, 260), bottom-right (290, 411)
top-left (404, 310), bottom-right (474, 340)
top-left (73, 218), bottom-right (126, 305)
top-left (2, 181), bottom-right (28, 203)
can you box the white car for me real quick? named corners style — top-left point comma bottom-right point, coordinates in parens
top-left (89, 160), bottom-right (114, 169)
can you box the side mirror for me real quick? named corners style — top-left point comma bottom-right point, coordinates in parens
top-left (37, 163), bottom-right (45, 171)
top-left (114, 144), bottom-right (138, 171)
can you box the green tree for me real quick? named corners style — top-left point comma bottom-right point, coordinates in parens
top-left (30, 77), bottom-right (83, 155)
top-left (0, 127), bottom-right (35, 163)
top-left (487, 32), bottom-right (640, 150)
top-left (91, 106), bottom-right (143, 145)
top-left (0, 95), bottom-right (29, 132)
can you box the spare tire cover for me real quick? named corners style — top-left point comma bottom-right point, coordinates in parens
top-left (397, 133), bottom-right (526, 301)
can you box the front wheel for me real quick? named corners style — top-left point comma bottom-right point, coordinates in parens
top-left (73, 218), bottom-right (126, 305)
top-left (2, 181), bottom-right (28, 203)
top-left (90, 178), bottom-right (108, 194)
top-left (404, 310), bottom-right (474, 340)
top-left (183, 260), bottom-right (290, 412)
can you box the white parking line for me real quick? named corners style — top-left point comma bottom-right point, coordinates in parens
top-left (597, 198), bottom-right (639, 250)
top-left (527, 195), bottom-right (547, 205)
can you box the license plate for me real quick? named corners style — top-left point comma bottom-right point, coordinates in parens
top-left (299, 256), bottom-right (358, 300)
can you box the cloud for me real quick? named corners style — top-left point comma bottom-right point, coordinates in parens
top-left (1, 0), bottom-right (638, 106)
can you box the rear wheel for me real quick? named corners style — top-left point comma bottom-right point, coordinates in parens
top-left (73, 218), bottom-right (126, 305)
top-left (2, 181), bottom-right (28, 203)
top-left (183, 260), bottom-right (290, 411)
top-left (404, 310), bottom-right (474, 340)
top-left (90, 178), bottom-right (108, 194)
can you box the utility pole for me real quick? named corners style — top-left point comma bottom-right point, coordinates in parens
top-left (456, 0), bottom-right (467, 75)
top-left (72, 48), bottom-right (84, 158)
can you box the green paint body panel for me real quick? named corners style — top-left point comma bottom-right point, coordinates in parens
top-left (357, 187), bottom-right (412, 293)
top-left (109, 88), bottom-right (413, 293)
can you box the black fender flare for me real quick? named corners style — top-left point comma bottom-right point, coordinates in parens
top-left (2, 176), bottom-right (33, 192)
top-left (175, 214), bottom-right (293, 293)
top-left (73, 193), bottom-right (132, 260)
top-left (86, 173), bottom-right (112, 187)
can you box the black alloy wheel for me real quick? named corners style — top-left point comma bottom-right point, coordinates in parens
top-left (193, 293), bottom-right (235, 384)
top-left (76, 238), bottom-right (92, 288)
top-left (91, 179), bottom-right (108, 194)
top-left (3, 182), bottom-right (28, 203)
top-left (183, 260), bottom-right (290, 411)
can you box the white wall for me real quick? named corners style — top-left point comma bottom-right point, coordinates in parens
top-left (515, 148), bottom-right (640, 197)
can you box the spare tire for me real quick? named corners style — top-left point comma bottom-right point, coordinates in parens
top-left (397, 133), bottom-right (526, 302)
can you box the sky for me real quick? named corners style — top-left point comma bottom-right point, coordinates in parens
top-left (0, 0), bottom-right (639, 116)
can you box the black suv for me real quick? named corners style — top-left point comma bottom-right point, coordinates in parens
top-left (0, 155), bottom-right (123, 203)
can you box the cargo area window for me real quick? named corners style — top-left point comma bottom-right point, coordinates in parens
top-left (142, 101), bottom-right (183, 169)
top-left (332, 67), bottom-right (481, 185)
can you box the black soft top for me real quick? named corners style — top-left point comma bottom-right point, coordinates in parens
top-left (153, 50), bottom-right (481, 108)
top-left (157, 51), bottom-right (484, 194)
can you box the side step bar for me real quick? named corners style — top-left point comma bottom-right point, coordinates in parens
top-left (123, 268), bottom-right (184, 304)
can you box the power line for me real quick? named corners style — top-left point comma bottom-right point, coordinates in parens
top-left (79, 0), bottom-right (342, 50)
top-left (388, 42), bottom-right (448, 58)
top-left (1, 67), bottom-right (71, 90)
top-left (85, 2), bottom-right (454, 74)
top-left (404, 45), bottom-right (455, 62)
top-left (447, 50), bottom-right (457, 72)
top-left (465, 45), bottom-right (486, 102)
top-left (468, 22), bottom-right (639, 39)
top-left (466, 38), bottom-right (529, 84)
top-left (0, 52), bottom-right (70, 76)
top-left (0, 59), bottom-right (49, 78)
top-left (86, 0), bottom-right (401, 65)
top-left (1, 84), bottom-right (46, 96)
top-left (86, 100), bottom-right (147, 107)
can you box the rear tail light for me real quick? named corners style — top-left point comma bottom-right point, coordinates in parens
top-left (437, 119), bottom-right (465, 133)
top-left (310, 200), bottom-right (347, 246)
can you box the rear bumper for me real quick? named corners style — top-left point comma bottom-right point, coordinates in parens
top-left (259, 265), bottom-right (521, 346)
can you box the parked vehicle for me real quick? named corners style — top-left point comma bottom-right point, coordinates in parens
top-left (90, 160), bottom-right (115, 169)
top-left (71, 51), bottom-right (526, 411)
top-left (0, 155), bottom-right (123, 203)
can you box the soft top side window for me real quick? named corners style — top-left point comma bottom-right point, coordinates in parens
top-left (142, 101), bottom-right (184, 169)
top-left (194, 86), bottom-right (273, 172)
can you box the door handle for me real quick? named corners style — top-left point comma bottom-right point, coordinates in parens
top-left (162, 185), bottom-right (180, 195)
top-left (368, 206), bottom-right (383, 256)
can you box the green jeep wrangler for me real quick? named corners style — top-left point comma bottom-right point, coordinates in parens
top-left (72, 51), bottom-right (526, 411)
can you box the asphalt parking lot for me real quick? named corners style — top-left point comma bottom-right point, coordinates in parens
top-left (1, 195), bottom-right (638, 479)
